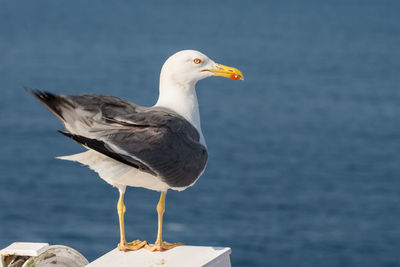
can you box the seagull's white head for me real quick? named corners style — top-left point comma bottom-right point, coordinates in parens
top-left (160, 50), bottom-right (244, 87)
top-left (156, 50), bottom-right (243, 144)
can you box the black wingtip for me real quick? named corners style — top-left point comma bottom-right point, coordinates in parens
top-left (57, 130), bottom-right (71, 137)
top-left (25, 87), bottom-right (41, 99)
top-left (57, 130), bottom-right (88, 148)
top-left (26, 88), bottom-right (55, 101)
top-left (26, 87), bottom-right (49, 102)
top-left (56, 131), bottom-right (157, 176)
top-left (26, 88), bottom-right (67, 121)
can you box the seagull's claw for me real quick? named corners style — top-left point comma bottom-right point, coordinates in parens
top-left (118, 240), bottom-right (148, 251)
top-left (145, 241), bottom-right (184, 252)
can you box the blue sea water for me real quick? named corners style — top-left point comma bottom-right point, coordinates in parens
top-left (1, 1), bottom-right (400, 266)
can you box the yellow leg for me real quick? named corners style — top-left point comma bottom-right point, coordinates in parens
top-left (145, 192), bottom-right (184, 251)
top-left (117, 190), bottom-right (148, 251)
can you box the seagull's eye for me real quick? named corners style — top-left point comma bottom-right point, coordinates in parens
top-left (193, 58), bottom-right (202, 64)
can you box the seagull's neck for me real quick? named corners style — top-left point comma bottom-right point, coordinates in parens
top-left (155, 76), bottom-right (205, 145)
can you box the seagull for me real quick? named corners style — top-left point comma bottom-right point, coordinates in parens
top-left (28, 50), bottom-right (243, 252)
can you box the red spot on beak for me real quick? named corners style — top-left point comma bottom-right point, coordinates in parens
top-left (230, 74), bottom-right (239, 80)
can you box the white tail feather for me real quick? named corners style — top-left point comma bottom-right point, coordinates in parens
top-left (57, 150), bottom-right (131, 180)
top-left (57, 149), bottom-right (171, 191)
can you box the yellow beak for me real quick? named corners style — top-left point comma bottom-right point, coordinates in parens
top-left (204, 63), bottom-right (244, 80)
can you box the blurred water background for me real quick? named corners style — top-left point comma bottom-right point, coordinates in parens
top-left (1, 1), bottom-right (400, 266)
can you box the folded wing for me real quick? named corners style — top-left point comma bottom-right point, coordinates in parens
top-left (28, 89), bottom-right (208, 188)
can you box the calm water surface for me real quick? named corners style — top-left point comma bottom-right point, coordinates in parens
top-left (1, 1), bottom-right (400, 266)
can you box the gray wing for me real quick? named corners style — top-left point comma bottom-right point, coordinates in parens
top-left (28, 89), bottom-right (208, 188)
